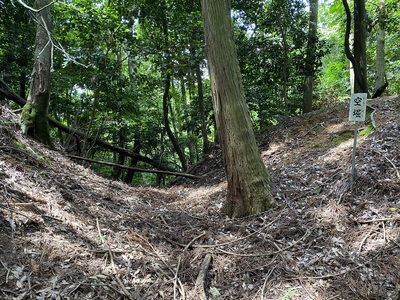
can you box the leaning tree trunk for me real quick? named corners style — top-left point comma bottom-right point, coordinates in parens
top-left (21, 0), bottom-right (52, 146)
top-left (201, 0), bottom-right (277, 218)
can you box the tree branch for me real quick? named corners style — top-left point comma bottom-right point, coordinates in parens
top-left (67, 155), bottom-right (201, 179)
top-left (17, 0), bottom-right (58, 13)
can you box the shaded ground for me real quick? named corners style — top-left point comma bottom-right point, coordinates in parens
top-left (0, 96), bottom-right (399, 299)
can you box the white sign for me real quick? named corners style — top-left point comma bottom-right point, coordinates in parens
top-left (349, 93), bottom-right (367, 122)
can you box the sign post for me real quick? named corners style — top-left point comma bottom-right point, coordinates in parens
top-left (348, 93), bottom-right (367, 185)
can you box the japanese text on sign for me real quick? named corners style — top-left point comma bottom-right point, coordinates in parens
top-left (348, 93), bottom-right (367, 122)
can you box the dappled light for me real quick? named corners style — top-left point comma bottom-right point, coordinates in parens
top-left (1, 0), bottom-right (400, 297)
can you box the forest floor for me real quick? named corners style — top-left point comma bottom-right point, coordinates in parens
top-left (0, 96), bottom-right (399, 300)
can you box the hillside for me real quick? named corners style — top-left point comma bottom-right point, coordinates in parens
top-left (0, 96), bottom-right (399, 299)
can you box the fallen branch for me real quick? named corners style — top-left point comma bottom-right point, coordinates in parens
top-left (383, 155), bottom-right (400, 179)
top-left (358, 230), bottom-right (374, 252)
top-left (194, 254), bottom-right (212, 300)
top-left (96, 218), bottom-right (116, 273)
top-left (67, 155), bottom-right (201, 179)
top-left (114, 275), bottom-right (136, 300)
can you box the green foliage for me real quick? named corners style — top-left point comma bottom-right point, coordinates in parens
top-left (278, 288), bottom-right (298, 300)
top-left (359, 124), bottom-right (374, 136)
top-left (233, 0), bottom-right (328, 127)
top-left (0, 1), bottom-right (34, 99)
top-left (2, 0), bottom-right (400, 185)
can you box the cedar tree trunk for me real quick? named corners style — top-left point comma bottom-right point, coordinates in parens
top-left (201, 0), bottom-right (277, 218)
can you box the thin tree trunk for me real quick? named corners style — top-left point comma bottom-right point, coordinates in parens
top-left (163, 74), bottom-right (188, 171)
top-left (181, 76), bottom-right (196, 164)
top-left (374, 0), bottom-right (385, 92)
top-left (281, 26), bottom-right (289, 120)
top-left (82, 87), bottom-right (99, 156)
top-left (124, 135), bottom-right (141, 183)
top-left (302, 0), bottom-right (318, 113)
top-left (160, 2), bottom-right (187, 171)
top-left (196, 62), bottom-right (209, 154)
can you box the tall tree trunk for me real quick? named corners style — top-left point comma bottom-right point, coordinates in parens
top-left (113, 128), bottom-right (127, 180)
top-left (160, 3), bottom-right (187, 171)
top-left (124, 134), bottom-right (141, 184)
top-left (374, 0), bottom-right (385, 92)
top-left (302, 0), bottom-right (318, 113)
top-left (21, 0), bottom-right (52, 146)
top-left (163, 74), bottom-right (188, 171)
top-left (342, 0), bottom-right (369, 95)
top-left (281, 26), bottom-right (289, 120)
top-left (181, 75), bottom-right (196, 164)
top-left (82, 86), bottom-right (100, 156)
top-left (196, 62), bottom-right (210, 154)
top-left (353, 0), bottom-right (368, 94)
top-left (201, 0), bottom-right (277, 218)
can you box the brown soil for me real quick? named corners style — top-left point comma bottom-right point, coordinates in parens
top-left (0, 96), bottom-right (399, 299)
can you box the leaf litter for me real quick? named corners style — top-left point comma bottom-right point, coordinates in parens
top-left (0, 96), bottom-right (399, 299)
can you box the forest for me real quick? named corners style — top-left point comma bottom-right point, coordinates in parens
top-left (1, 0), bottom-right (399, 184)
top-left (0, 0), bottom-right (399, 299)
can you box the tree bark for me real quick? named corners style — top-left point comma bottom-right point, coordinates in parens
top-left (342, 0), bottom-right (369, 95)
top-left (374, 0), bottom-right (385, 93)
top-left (302, 0), bottom-right (318, 113)
top-left (124, 135), bottom-right (141, 183)
top-left (353, 0), bottom-right (368, 94)
top-left (21, 0), bottom-right (52, 146)
top-left (201, 0), bottom-right (277, 218)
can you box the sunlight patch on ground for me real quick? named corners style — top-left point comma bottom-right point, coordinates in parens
top-left (318, 131), bottom-right (369, 165)
top-left (325, 122), bottom-right (350, 134)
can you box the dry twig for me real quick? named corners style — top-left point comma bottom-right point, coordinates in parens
top-left (174, 232), bottom-right (205, 299)
top-left (194, 254), bottom-right (212, 300)
top-left (358, 230), bottom-right (374, 252)
top-left (114, 274), bottom-right (136, 300)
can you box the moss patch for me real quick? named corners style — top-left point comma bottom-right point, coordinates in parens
top-left (359, 124), bottom-right (374, 137)
top-left (331, 130), bottom-right (354, 146)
